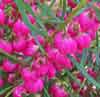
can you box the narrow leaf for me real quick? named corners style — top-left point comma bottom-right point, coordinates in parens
top-left (68, 55), bottom-right (100, 89)
top-left (0, 84), bottom-right (12, 95)
top-left (80, 49), bottom-right (88, 66)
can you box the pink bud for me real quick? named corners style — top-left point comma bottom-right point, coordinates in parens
top-left (28, 14), bottom-right (36, 24)
top-left (8, 73), bottom-right (15, 84)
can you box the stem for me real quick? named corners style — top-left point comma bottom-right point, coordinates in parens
top-left (0, 49), bottom-right (28, 66)
top-left (65, 0), bottom-right (87, 25)
top-left (5, 88), bottom-right (14, 97)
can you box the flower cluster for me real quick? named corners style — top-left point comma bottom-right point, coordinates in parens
top-left (0, 0), bottom-right (99, 97)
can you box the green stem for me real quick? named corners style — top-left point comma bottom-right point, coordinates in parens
top-left (5, 88), bottom-right (14, 97)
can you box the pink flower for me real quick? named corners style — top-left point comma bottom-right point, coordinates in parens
top-left (60, 38), bottom-right (77, 55)
top-left (0, 39), bottom-right (13, 53)
top-left (0, 9), bottom-right (5, 25)
top-left (13, 20), bottom-right (30, 38)
top-left (13, 38), bottom-right (27, 52)
top-left (13, 85), bottom-right (26, 97)
top-left (2, 59), bottom-right (18, 72)
top-left (48, 64), bottom-right (56, 79)
top-left (48, 49), bottom-right (72, 70)
top-left (87, 68), bottom-right (97, 79)
top-left (78, 10), bottom-right (98, 32)
top-left (50, 85), bottom-right (69, 97)
top-left (37, 64), bottom-right (49, 77)
top-left (3, 0), bottom-right (13, 4)
top-left (0, 3), bottom-right (5, 9)
top-left (54, 32), bottom-right (63, 49)
top-left (23, 45), bottom-right (39, 56)
top-left (76, 34), bottom-right (91, 50)
top-left (24, 79), bottom-right (44, 93)
top-left (21, 68), bottom-right (37, 81)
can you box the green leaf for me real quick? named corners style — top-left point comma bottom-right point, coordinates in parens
top-left (23, 3), bottom-right (47, 31)
top-left (37, 1), bottom-right (65, 25)
top-left (80, 49), bottom-right (88, 66)
top-left (92, 0), bottom-right (100, 2)
top-left (96, 31), bottom-right (99, 48)
top-left (42, 78), bottom-right (51, 97)
top-left (49, 0), bottom-right (55, 8)
top-left (5, 88), bottom-right (13, 97)
top-left (0, 84), bottom-right (12, 95)
top-left (95, 48), bottom-right (100, 67)
top-left (0, 69), bottom-right (6, 77)
top-left (94, 7), bottom-right (100, 21)
top-left (37, 1), bottom-right (60, 20)
top-left (68, 55), bottom-right (100, 89)
top-left (43, 18), bottom-right (64, 24)
top-left (60, 0), bottom-right (63, 7)
top-left (62, 0), bottom-right (67, 17)
top-left (43, 88), bottom-right (51, 97)
top-left (27, 94), bottom-right (35, 97)
top-left (37, 2), bottom-right (52, 17)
